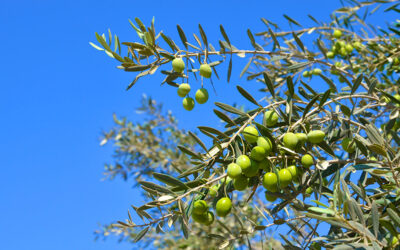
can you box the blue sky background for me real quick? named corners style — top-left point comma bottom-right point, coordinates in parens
top-left (0, 1), bottom-right (396, 249)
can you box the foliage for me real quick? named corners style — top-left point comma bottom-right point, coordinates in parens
top-left (92, 0), bottom-right (400, 249)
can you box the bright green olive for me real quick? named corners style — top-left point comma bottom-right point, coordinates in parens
top-left (341, 138), bottom-right (356, 153)
top-left (250, 146), bottom-right (266, 161)
top-left (305, 187), bottom-right (313, 195)
top-left (195, 88), bottom-right (209, 104)
top-left (307, 130), bottom-right (325, 144)
top-left (333, 29), bottom-right (342, 38)
top-left (192, 212), bottom-right (207, 224)
top-left (301, 154), bottom-right (314, 168)
top-left (215, 197), bottom-right (232, 217)
top-left (353, 41), bottom-right (362, 51)
top-left (236, 155), bottom-right (251, 172)
top-left (296, 133), bottom-right (308, 145)
top-left (233, 175), bottom-right (249, 191)
top-left (182, 97), bottom-right (195, 111)
top-left (339, 47), bottom-right (348, 57)
top-left (287, 165), bottom-right (298, 178)
top-left (265, 192), bottom-right (277, 202)
top-left (327, 51), bottom-right (335, 59)
top-left (177, 83), bottom-right (191, 97)
top-left (262, 172), bottom-right (278, 192)
top-left (242, 126), bottom-right (259, 143)
top-left (193, 200), bottom-right (208, 215)
top-left (257, 137), bottom-right (272, 155)
top-left (264, 110), bottom-right (279, 127)
top-left (302, 71), bottom-right (311, 77)
top-left (209, 184), bottom-right (219, 197)
top-left (199, 64), bottom-right (212, 78)
top-left (312, 68), bottom-right (322, 75)
top-left (345, 44), bottom-right (354, 53)
top-left (278, 168), bottom-right (293, 188)
top-left (283, 132), bottom-right (298, 150)
top-left (172, 58), bottom-right (185, 73)
top-left (369, 156), bottom-right (377, 161)
top-left (393, 58), bottom-right (400, 66)
top-left (227, 163), bottom-right (242, 179)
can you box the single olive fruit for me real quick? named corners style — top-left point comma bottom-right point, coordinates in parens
top-left (215, 197), bottom-right (232, 217)
top-left (265, 192), bottom-right (277, 202)
top-left (250, 146), bottom-right (266, 161)
top-left (307, 130), bottom-right (325, 144)
top-left (227, 163), bottom-right (242, 179)
top-left (393, 58), bottom-right (400, 66)
top-left (193, 200), bottom-right (208, 215)
top-left (278, 168), bottom-right (293, 188)
top-left (172, 58), bottom-right (185, 73)
top-left (243, 160), bottom-right (259, 177)
top-left (353, 41), bottom-right (362, 51)
top-left (258, 158), bottom-right (271, 171)
top-left (302, 71), bottom-right (311, 77)
top-left (257, 137), bottom-right (272, 155)
top-left (262, 172), bottom-right (278, 192)
top-left (339, 47), bottom-right (348, 57)
top-left (236, 155), bottom-right (251, 172)
top-left (341, 138), bottom-right (356, 153)
top-left (301, 154), bottom-right (314, 168)
top-left (209, 184), bottom-right (219, 197)
top-left (199, 64), bottom-right (212, 78)
top-left (177, 83), bottom-right (191, 97)
top-left (204, 211), bottom-right (215, 226)
top-left (242, 126), bottom-right (259, 143)
top-left (233, 175), bottom-right (249, 191)
top-left (182, 97), bottom-right (195, 111)
top-left (192, 212), bottom-right (207, 224)
top-left (333, 29), bottom-right (342, 38)
top-left (296, 133), bottom-right (308, 145)
top-left (283, 132), bottom-right (299, 150)
top-left (394, 94), bottom-right (400, 102)
top-left (305, 187), bottom-right (313, 195)
top-left (195, 88), bottom-right (209, 104)
top-left (327, 51), bottom-right (335, 59)
top-left (345, 44), bottom-right (354, 53)
top-left (287, 165), bottom-right (298, 178)
top-left (312, 68), bottom-right (322, 75)
top-left (264, 110), bottom-right (279, 127)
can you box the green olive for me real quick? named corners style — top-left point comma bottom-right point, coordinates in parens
top-left (227, 163), bottom-right (242, 179)
top-left (242, 126), bottom-right (259, 143)
top-left (182, 97), bottom-right (195, 111)
top-left (172, 58), bottom-right (185, 73)
top-left (301, 154), bottom-right (314, 168)
top-left (263, 172), bottom-right (278, 192)
top-left (333, 29), bottom-right (342, 38)
top-left (195, 88), bottom-right (209, 104)
top-left (193, 200), bottom-right (208, 215)
top-left (278, 168), bottom-right (292, 188)
top-left (215, 197), bottom-right (232, 217)
top-left (283, 132), bottom-right (299, 150)
top-left (264, 110), bottom-right (279, 127)
top-left (307, 130), bottom-right (325, 144)
top-left (233, 175), bottom-right (249, 191)
top-left (177, 83), bottom-right (191, 97)
top-left (341, 138), bottom-right (356, 153)
top-left (199, 64), bottom-right (212, 78)
top-left (236, 155), bottom-right (251, 172)
top-left (257, 137), bottom-right (272, 155)
top-left (250, 146), bottom-right (266, 161)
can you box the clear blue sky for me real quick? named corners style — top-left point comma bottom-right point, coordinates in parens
top-left (0, 1), bottom-right (394, 249)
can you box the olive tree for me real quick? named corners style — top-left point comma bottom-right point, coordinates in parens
top-left (92, 0), bottom-right (400, 249)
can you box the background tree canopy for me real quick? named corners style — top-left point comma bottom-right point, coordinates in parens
top-left (92, 0), bottom-right (400, 249)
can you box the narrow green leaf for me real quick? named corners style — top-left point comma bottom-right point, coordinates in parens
top-left (215, 102), bottom-right (247, 116)
top-left (237, 86), bottom-right (260, 107)
top-left (283, 14), bottom-right (302, 26)
top-left (371, 201), bottom-right (379, 237)
top-left (302, 94), bottom-right (320, 119)
top-left (220, 25), bottom-right (231, 46)
top-left (240, 57), bottom-right (253, 78)
top-left (139, 181), bottom-right (175, 194)
top-left (351, 74), bottom-right (363, 94)
top-left (292, 32), bottom-right (305, 52)
top-left (188, 131), bottom-right (208, 152)
top-left (177, 25), bottom-right (188, 49)
top-left (263, 72), bottom-right (275, 98)
top-left (153, 173), bottom-right (187, 188)
top-left (198, 24), bottom-right (208, 48)
top-left (133, 226), bottom-right (150, 243)
top-left (227, 56), bottom-right (232, 83)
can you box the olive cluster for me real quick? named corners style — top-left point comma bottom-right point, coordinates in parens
top-left (172, 58), bottom-right (211, 111)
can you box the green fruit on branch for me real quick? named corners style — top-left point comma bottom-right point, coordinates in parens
top-left (393, 58), bottom-right (400, 66)
top-left (242, 126), bottom-right (259, 143)
top-left (283, 132), bottom-right (299, 150)
top-left (215, 197), bottom-right (232, 217)
top-left (352, 41), bottom-right (362, 51)
top-left (333, 29), bottom-right (342, 38)
top-left (243, 160), bottom-right (259, 177)
top-left (172, 58), bottom-right (185, 73)
top-left (236, 155), bottom-right (251, 172)
top-left (262, 172), bottom-right (278, 192)
top-left (341, 138), bottom-right (356, 153)
top-left (345, 44), bottom-right (354, 53)
top-left (192, 212), bottom-right (207, 224)
top-left (177, 83), bottom-right (191, 97)
top-left (327, 51), bottom-right (335, 59)
top-left (287, 165), bottom-right (298, 178)
top-left (199, 64), bottom-right (212, 78)
top-left (302, 71), bottom-right (311, 77)
top-left (307, 130), bottom-right (325, 144)
top-left (257, 137), bottom-right (272, 155)
top-left (265, 192), bottom-right (277, 202)
top-left (233, 175), bottom-right (249, 191)
top-left (305, 187), bottom-right (313, 195)
top-left (193, 200), bottom-right (208, 215)
top-left (209, 184), bottom-right (219, 197)
top-left (339, 47), bottom-right (348, 57)
top-left (182, 97), bottom-right (195, 111)
top-left (203, 211), bottom-right (215, 226)
top-left (227, 163), bottom-right (242, 179)
top-left (278, 168), bottom-right (293, 188)
top-left (301, 154), bottom-right (314, 168)
top-left (312, 68), bottom-right (322, 75)
top-left (264, 110), bottom-right (279, 127)
top-left (195, 88), bottom-right (209, 104)
top-left (296, 133), bottom-right (308, 145)
top-left (250, 146), bottom-right (266, 161)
